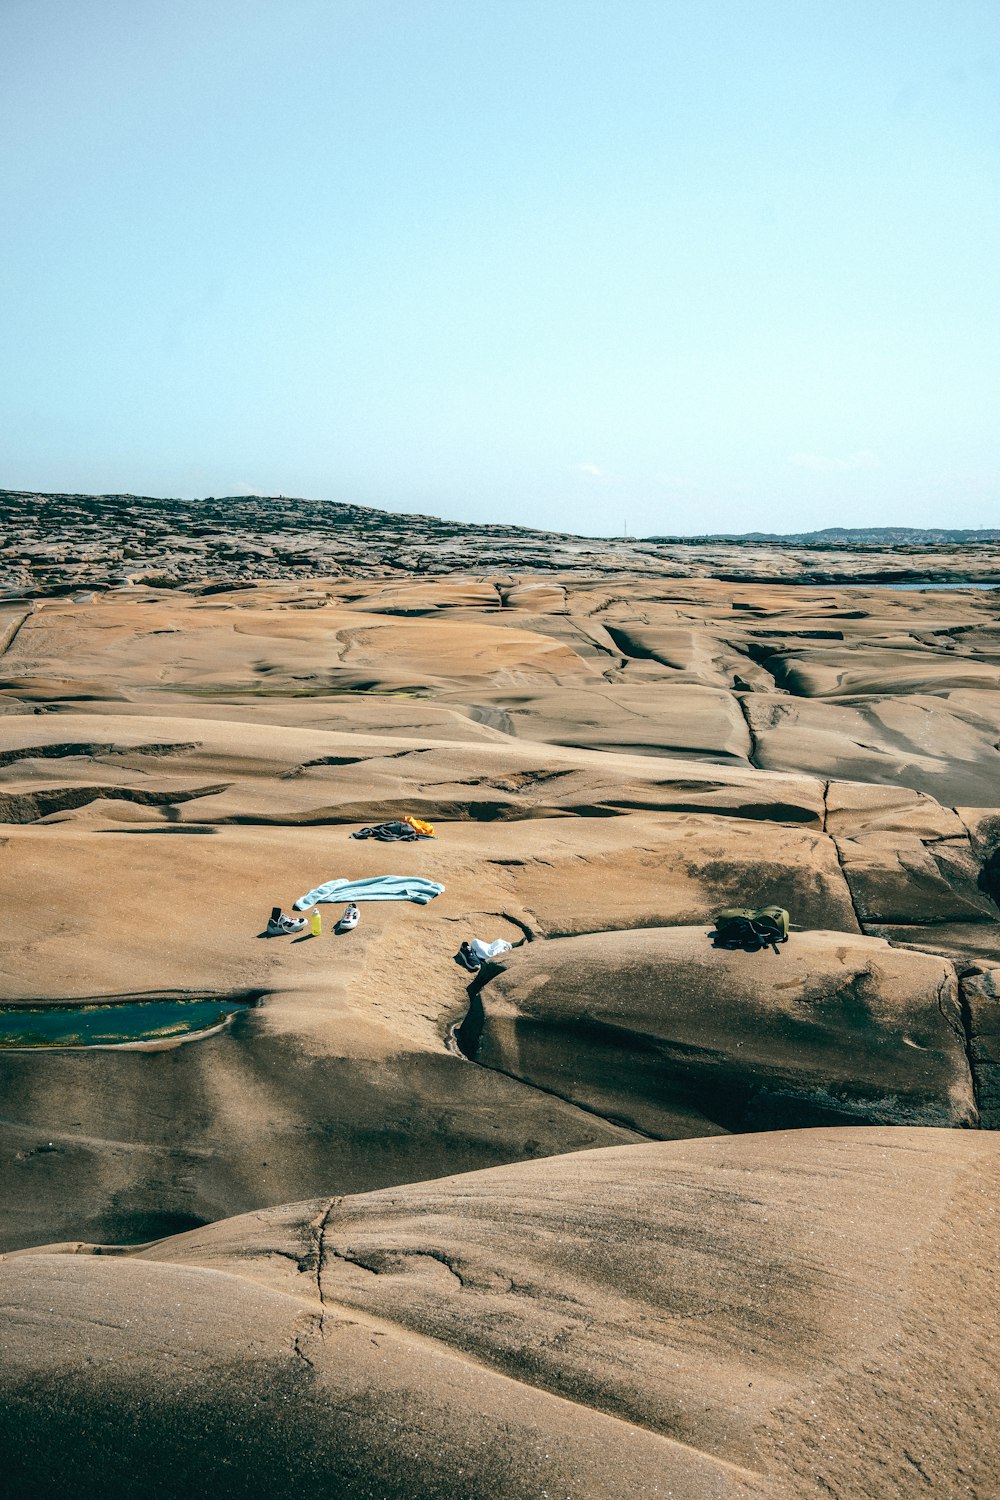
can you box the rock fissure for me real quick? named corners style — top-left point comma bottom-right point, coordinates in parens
top-left (290, 1311), bottom-right (321, 1370)
top-left (734, 691), bottom-right (760, 768)
top-left (0, 609), bottom-right (31, 659)
top-left (0, 741), bottom-right (201, 767)
top-left (933, 973), bottom-right (967, 1049)
top-left (0, 783), bottom-right (232, 823)
top-left (956, 977), bottom-right (984, 1122)
top-left (309, 1196), bottom-right (340, 1337)
top-left (325, 1245), bottom-right (469, 1288)
top-left (452, 989), bottom-right (658, 1141)
top-left (498, 910), bottom-right (536, 942)
top-left (829, 832), bottom-right (866, 933)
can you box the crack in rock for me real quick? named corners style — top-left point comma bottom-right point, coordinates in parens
top-left (0, 741), bottom-right (201, 767)
top-left (0, 783), bottom-right (231, 823)
top-left (326, 1244), bottom-right (468, 1288)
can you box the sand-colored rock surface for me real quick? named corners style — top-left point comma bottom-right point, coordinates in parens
top-left (4, 573), bottom-right (999, 810)
top-left (0, 811), bottom-right (859, 1248)
top-left (0, 708), bottom-right (825, 825)
top-left (2, 1129), bottom-right (997, 1499)
top-left (465, 928), bottom-right (976, 1135)
top-left (1, 555), bottom-right (998, 1496)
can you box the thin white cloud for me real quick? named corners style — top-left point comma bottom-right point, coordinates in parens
top-left (575, 462), bottom-right (624, 481)
top-left (787, 450), bottom-right (881, 473)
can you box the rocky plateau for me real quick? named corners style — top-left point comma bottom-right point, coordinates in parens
top-left (0, 490), bottom-right (998, 1498)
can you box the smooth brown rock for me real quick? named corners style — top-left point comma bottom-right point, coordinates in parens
top-left (471, 682), bottom-right (754, 761)
top-left (0, 814), bottom-right (853, 1248)
top-left (961, 968), bottom-right (1000, 1127)
top-left (1, 1128), bottom-right (996, 1500)
top-left (4, 562), bottom-right (1000, 1499)
top-left (0, 710), bottom-right (826, 825)
top-left (824, 779), bottom-right (967, 840)
top-left (766, 646), bottom-right (1000, 698)
top-left (746, 691), bottom-right (1000, 807)
top-left (833, 831), bottom-right (996, 924)
top-left (466, 927), bottom-right (976, 1135)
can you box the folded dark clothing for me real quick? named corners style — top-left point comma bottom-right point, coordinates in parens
top-left (351, 821), bottom-right (425, 842)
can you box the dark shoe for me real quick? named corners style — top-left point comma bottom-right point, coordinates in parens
top-left (455, 942), bottom-right (481, 973)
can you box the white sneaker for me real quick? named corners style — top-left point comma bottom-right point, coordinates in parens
top-left (267, 913), bottom-right (307, 936)
top-left (336, 903), bottom-right (360, 933)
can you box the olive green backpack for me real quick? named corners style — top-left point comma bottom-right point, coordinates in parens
top-left (711, 905), bottom-right (790, 954)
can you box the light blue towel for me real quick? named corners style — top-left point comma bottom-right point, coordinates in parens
top-left (294, 875), bottom-right (445, 910)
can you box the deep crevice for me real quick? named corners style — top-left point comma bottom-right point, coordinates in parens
top-left (956, 976), bottom-right (983, 1122)
top-left (734, 692), bottom-right (760, 768)
top-left (0, 740), bottom-right (201, 768)
top-left (0, 782), bottom-right (231, 823)
top-left (828, 827), bottom-right (865, 934)
top-left (310, 1196), bottom-right (340, 1340)
top-left (0, 609), bottom-right (32, 659)
top-left (451, 968), bottom-right (658, 1141)
top-left (498, 911), bottom-right (535, 942)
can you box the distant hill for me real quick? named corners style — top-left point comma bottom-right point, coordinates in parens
top-left (3, 489), bottom-right (999, 594)
top-left (645, 526), bottom-right (1000, 546)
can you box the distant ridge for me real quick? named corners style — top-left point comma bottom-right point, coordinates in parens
top-left (3, 488), bottom-right (999, 594)
top-left (4, 493), bottom-right (996, 547)
top-left (646, 525), bottom-right (1000, 545)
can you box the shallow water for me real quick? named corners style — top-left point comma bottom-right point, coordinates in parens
top-left (0, 996), bottom-right (255, 1048)
top-left (865, 581), bottom-right (999, 591)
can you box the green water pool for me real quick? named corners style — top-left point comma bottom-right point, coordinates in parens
top-left (0, 996), bottom-right (255, 1048)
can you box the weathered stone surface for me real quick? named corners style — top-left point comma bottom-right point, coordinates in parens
top-left (6, 488), bottom-right (1000, 592)
top-left (0, 1022), bottom-right (637, 1253)
top-left (2, 1128), bottom-right (997, 1500)
top-left (749, 691), bottom-right (1000, 807)
top-left (864, 922), bottom-right (1000, 967)
top-left (465, 682), bottom-right (754, 761)
top-left (833, 831), bottom-right (997, 924)
top-left (959, 805), bottom-right (1000, 848)
top-left (824, 779), bottom-right (968, 841)
top-left (962, 968), bottom-right (1000, 1128)
top-left (465, 928), bottom-right (976, 1136)
top-left (0, 813), bottom-right (852, 1248)
top-left (0, 709), bottom-right (826, 825)
top-left (4, 556), bottom-right (1000, 1498)
top-left (767, 646), bottom-right (1000, 698)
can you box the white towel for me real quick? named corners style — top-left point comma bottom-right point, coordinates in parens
top-left (470, 938), bottom-right (513, 961)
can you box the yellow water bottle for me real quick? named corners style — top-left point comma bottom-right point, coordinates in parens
top-left (310, 909), bottom-right (322, 937)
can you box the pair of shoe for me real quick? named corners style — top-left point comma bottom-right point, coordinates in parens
top-left (266, 904), bottom-right (360, 936)
top-left (455, 941), bottom-right (481, 973)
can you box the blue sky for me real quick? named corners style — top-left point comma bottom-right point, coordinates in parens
top-left (1, 0), bottom-right (998, 535)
